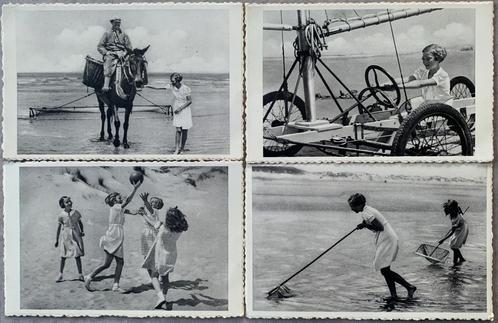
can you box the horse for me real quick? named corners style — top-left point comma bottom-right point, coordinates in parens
top-left (96, 45), bottom-right (149, 149)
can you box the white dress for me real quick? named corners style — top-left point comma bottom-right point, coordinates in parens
top-left (99, 204), bottom-right (125, 258)
top-left (142, 225), bottom-right (183, 276)
top-left (361, 205), bottom-right (399, 271)
top-left (412, 67), bottom-right (453, 105)
top-left (170, 84), bottom-right (192, 129)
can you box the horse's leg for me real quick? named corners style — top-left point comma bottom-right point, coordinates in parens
top-left (98, 97), bottom-right (106, 141)
top-left (106, 107), bottom-right (114, 140)
top-left (122, 107), bottom-right (131, 149)
top-left (113, 106), bottom-right (121, 147)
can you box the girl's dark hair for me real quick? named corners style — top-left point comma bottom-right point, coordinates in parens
top-left (165, 206), bottom-right (188, 233)
top-left (59, 196), bottom-right (69, 208)
top-left (105, 192), bottom-right (119, 206)
top-left (348, 193), bottom-right (366, 207)
top-left (443, 200), bottom-right (462, 217)
top-left (151, 197), bottom-right (164, 210)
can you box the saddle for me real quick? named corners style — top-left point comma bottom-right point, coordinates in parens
top-left (82, 55), bottom-right (129, 100)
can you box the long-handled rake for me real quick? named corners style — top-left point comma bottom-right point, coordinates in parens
top-left (267, 227), bottom-right (358, 299)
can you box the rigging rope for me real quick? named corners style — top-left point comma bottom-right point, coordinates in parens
top-left (280, 10), bottom-right (286, 84)
top-left (386, 9), bottom-right (411, 112)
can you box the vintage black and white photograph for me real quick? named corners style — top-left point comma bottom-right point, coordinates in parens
top-left (246, 3), bottom-right (493, 161)
top-left (3, 3), bottom-right (243, 158)
top-left (4, 162), bottom-right (243, 317)
top-left (245, 163), bottom-right (491, 319)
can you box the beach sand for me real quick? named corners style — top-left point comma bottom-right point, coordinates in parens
top-left (19, 166), bottom-right (229, 311)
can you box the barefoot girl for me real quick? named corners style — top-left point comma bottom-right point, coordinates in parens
top-left (401, 44), bottom-right (452, 105)
top-left (85, 181), bottom-right (142, 292)
top-left (146, 72), bottom-right (192, 154)
top-left (348, 193), bottom-right (416, 301)
top-left (142, 206), bottom-right (188, 309)
top-left (55, 196), bottom-right (85, 282)
top-left (438, 200), bottom-right (469, 266)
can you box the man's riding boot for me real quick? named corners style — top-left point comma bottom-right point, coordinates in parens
top-left (103, 76), bottom-right (110, 92)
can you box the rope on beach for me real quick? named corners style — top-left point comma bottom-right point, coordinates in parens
top-left (29, 91), bottom-right (96, 118)
top-left (135, 92), bottom-right (172, 116)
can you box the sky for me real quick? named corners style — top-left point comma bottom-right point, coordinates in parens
top-left (15, 8), bottom-right (230, 73)
top-left (263, 8), bottom-right (475, 58)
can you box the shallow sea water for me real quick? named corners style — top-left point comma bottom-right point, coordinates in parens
top-left (252, 176), bottom-right (487, 312)
top-left (17, 73), bottom-right (230, 155)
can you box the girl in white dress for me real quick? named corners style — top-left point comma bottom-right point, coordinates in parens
top-left (348, 193), bottom-right (416, 302)
top-left (142, 206), bottom-right (188, 309)
top-left (146, 72), bottom-right (193, 154)
top-left (54, 196), bottom-right (85, 282)
top-left (438, 200), bottom-right (469, 266)
top-left (85, 180), bottom-right (142, 292)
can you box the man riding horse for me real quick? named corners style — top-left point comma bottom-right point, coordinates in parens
top-left (97, 18), bottom-right (132, 92)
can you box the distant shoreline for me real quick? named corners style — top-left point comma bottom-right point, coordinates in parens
top-left (17, 72), bottom-right (230, 77)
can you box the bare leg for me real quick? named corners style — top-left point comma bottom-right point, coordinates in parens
top-left (380, 267), bottom-right (397, 299)
top-left (161, 273), bottom-right (170, 298)
top-left (85, 251), bottom-right (113, 290)
top-left (148, 270), bottom-right (165, 309)
top-left (180, 129), bottom-right (188, 151)
top-left (174, 128), bottom-right (182, 154)
top-left (56, 258), bottom-right (66, 282)
top-left (75, 256), bottom-right (83, 275)
top-left (114, 256), bottom-right (124, 284)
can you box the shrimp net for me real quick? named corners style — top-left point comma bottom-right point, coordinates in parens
top-left (415, 243), bottom-right (450, 264)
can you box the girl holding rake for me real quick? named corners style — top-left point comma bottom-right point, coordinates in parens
top-left (348, 193), bottom-right (416, 302)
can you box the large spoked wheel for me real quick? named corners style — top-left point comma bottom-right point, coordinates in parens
top-left (364, 65), bottom-right (401, 108)
top-left (263, 91), bottom-right (307, 157)
top-left (450, 76), bottom-right (475, 98)
top-left (391, 103), bottom-right (473, 156)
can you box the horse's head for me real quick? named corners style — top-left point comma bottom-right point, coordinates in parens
top-left (128, 45), bottom-right (150, 88)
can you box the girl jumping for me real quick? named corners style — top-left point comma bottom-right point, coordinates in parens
top-left (438, 200), bottom-right (469, 266)
top-left (85, 180), bottom-right (142, 292)
top-left (55, 196), bottom-right (85, 282)
top-left (142, 206), bottom-right (189, 309)
top-left (348, 193), bottom-right (416, 302)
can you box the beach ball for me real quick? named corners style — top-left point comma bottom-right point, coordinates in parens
top-left (129, 171), bottom-right (144, 185)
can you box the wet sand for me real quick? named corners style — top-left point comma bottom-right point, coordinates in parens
top-left (20, 166), bottom-right (229, 311)
top-left (252, 172), bottom-right (487, 312)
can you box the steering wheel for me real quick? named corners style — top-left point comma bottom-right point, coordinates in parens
top-left (364, 65), bottom-right (401, 108)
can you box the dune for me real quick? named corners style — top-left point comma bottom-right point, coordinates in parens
top-left (19, 166), bottom-right (229, 311)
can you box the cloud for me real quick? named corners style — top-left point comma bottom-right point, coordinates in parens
top-left (264, 22), bottom-right (474, 58)
top-left (18, 25), bottom-right (228, 73)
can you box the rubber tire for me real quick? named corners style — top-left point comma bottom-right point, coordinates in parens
top-left (391, 103), bottom-right (473, 156)
top-left (450, 76), bottom-right (475, 98)
top-left (263, 91), bottom-right (306, 157)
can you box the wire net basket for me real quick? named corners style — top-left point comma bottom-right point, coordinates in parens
top-left (415, 243), bottom-right (450, 264)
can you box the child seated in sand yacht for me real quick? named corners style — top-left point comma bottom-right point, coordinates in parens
top-left (386, 44), bottom-right (453, 110)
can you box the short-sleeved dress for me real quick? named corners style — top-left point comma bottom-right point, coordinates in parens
top-left (361, 205), bottom-right (399, 271)
top-left (450, 214), bottom-right (469, 249)
top-left (57, 210), bottom-right (85, 258)
top-left (141, 210), bottom-right (160, 257)
top-left (171, 84), bottom-right (192, 129)
top-left (412, 67), bottom-right (453, 105)
top-left (99, 204), bottom-right (125, 258)
top-left (142, 225), bottom-right (182, 276)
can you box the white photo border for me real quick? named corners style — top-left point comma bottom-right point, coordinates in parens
top-left (246, 2), bottom-right (494, 163)
top-left (2, 2), bottom-right (244, 161)
top-left (244, 163), bottom-right (493, 319)
top-left (3, 160), bottom-right (244, 317)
